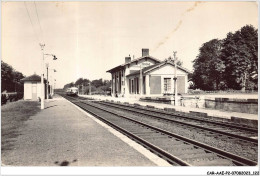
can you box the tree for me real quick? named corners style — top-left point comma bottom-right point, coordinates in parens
top-left (75, 78), bottom-right (84, 86)
top-left (91, 79), bottom-right (103, 88)
top-left (221, 25), bottom-right (258, 91)
top-left (192, 39), bottom-right (225, 90)
top-left (1, 61), bottom-right (25, 92)
top-left (1, 61), bottom-right (14, 92)
top-left (63, 82), bottom-right (74, 90)
top-left (63, 78), bottom-right (111, 95)
top-left (83, 79), bottom-right (90, 85)
top-left (13, 71), bottom-right (25, 92)
top-left (165, 56), bottom-right (183, 66)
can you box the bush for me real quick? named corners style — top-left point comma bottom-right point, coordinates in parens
top-left (1, 94), bottom-right (7, 105)
top-left (17, 93), bottom-right (24, 100)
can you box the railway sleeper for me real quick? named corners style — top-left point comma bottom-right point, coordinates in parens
top-left (172, 149), bottom-right (207, 156)
top-left (136, 134), bottom-right (169, 139)
top-left (160, 145), bottom-right (195, 153)
top-left (191, 158), bottom-right (235, 166)
top-left (147, 140), bottom-right (186, 148)
top-left (126, 128), bottom-right (154, 133)
top-left (181, 152), bottom-right (217, 160)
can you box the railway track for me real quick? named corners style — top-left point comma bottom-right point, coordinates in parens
top-left (95, 100), bottom-right (257, 141)
top-left (61, 94), bottom-right (257, 166)
top-left (93, 100), bottom-right (258, 162)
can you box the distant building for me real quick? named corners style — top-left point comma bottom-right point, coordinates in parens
top-left (21, 74), bottom-right (47, 100)
top-left (107, 49), bottom-right (191, 98)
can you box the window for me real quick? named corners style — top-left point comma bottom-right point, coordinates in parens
top-left (131, 80), bottom-right (134, 94)
top-left (164, 78), bottom-right (171, 92)
top-left (136, 78), bottom-right (139, 94)
top-left (129, 79), bottom-right (131, 93)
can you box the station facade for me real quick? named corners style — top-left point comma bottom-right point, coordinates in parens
top-left (107, 49), bottom-right (190, 98)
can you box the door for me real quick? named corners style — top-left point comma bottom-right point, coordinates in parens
top-left (32, 83), bottom-right (37, 100)
top-left (177, 76), bottom-right (185, 94)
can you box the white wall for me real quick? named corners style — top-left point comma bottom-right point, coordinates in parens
top-left (23, 81), bottom-right (43, 100)
top-left (24, 82), bottom-right (32, 100)
top-left (148, 64), bottom-right (188, 94)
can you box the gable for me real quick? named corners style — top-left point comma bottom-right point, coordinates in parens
top-left (107, 56), bottom-right (160, 73)
top-left (128, 57), bottom-right (156, 70)
top-left (146, 64), bottom-right (188, 75)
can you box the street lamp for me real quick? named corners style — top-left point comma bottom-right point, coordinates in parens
top-left (44, 55), bottom-right (58, 100)
top-left (39, 43), bottom-right (58, 109)
top-left (46, 66), bottom-right (57, 98)
top-left (49, 69), bottom-right (57, 96)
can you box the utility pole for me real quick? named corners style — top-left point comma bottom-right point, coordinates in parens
top-left (46, 63), bottom-right (49, 99)
top-left (40, 43), bottom-right (45, 109)
top-left (173, 51), bottom-right (178, 106)
top-left (89, 82), bottom-right (91, 95)
top-left (82, 83), bottom-right (84, 95)
top-left (140, 64), bottom-right (142, 96)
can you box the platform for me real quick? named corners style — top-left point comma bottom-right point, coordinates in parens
top-left (2, 95), bottom-right (170, 166)
top-left (79, 94), bottom-right (258, 128)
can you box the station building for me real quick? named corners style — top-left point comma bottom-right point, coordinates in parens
top-left (107, 49), bottom-right (191, 98)
top-left (21, 74), bottom-right (47, 100)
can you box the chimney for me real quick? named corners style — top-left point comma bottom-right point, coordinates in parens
top-left (142, 48), bottom-right (149, 57)
top-left (125, 56), bottom-right (131, 63)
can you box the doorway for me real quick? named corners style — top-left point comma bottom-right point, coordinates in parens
top-left (32, 83), bottom-right (37, 100)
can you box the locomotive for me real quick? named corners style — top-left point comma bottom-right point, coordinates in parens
top-left (66, 87), bottom-right (78, 96)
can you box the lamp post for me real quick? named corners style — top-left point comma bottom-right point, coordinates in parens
top-left (44, 54), bottom-right (57, 100)
top-left (40, 43), bottom-right (45, 109)
top-left (173, 51), bottom-right (178, 106)
top-left (39, 43), bottom-right (57, 109)
top-left (51, 69), bottom-right (57, 96)
top-left (89, 82), bottom-right (91, 95)
top-left (140, 64), bottom-right (142, 96)
top-left (48, 68), bottom-right (57, 96)
top-left (54, 79), bottom-right (56, 95)
top-left (46, 63), bottom-right (49, 99)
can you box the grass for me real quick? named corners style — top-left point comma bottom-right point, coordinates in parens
top-left (1, 100), bottom-right (41, 152)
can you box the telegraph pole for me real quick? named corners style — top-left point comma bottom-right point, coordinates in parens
top-left (140, 64), bottom-right (142, 96)
top-left (89, 82), bottom-right (91, 95)
top-left (173, 51), bottom-right (178, 106)
top-left (46, 63), bottom-right (49, 99)
top-left (40, 43), bottom-right (45, 109)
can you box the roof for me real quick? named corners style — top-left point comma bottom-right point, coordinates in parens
top-left (21, 74), bottom-right (47, 83)
top-left (106, 55), bottom-right (161, 73)
top-left (126, 63), bottom-right (161, 77)
top-left (144, 61), bottom-right (192, 74)
top-left (126, 61), bottom-right (191, 77)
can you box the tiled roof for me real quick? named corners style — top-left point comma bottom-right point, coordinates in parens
top-left (21, 74), bottom-right (47, 82)
top-left (106, 55), bottom-right (161, 73)
top-left (126, 63), bottom-right (161, 77)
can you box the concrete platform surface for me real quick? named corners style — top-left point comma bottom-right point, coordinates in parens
top-left (2, 96), bottom-right (163, 166)
top-left (79, 95), bottom-right (258, 126)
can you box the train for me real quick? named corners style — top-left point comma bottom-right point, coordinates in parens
top-left (66, 87), bottom-right (78, 96)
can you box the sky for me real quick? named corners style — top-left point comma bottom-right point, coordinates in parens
top-left (2, 1), bottom-right (258, 88)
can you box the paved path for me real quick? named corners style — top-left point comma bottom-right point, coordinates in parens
top-left (2, 96), bottom-right (168, 166)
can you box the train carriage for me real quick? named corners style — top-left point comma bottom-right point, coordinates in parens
top-left (66, 87), bottom-right (78, 96)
